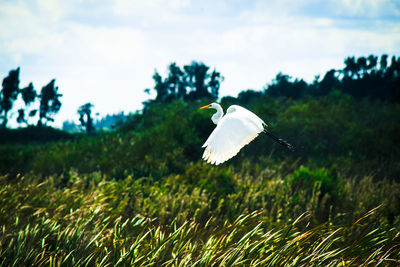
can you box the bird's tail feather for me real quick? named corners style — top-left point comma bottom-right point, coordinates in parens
top-left (263, 129), bottom-right (294, 151)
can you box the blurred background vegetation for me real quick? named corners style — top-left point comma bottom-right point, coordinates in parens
top-left (1, 55), bottom-right (400, 265)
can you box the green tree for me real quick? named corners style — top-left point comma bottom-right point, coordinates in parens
top-left (184, 62), bottom-right (210, 100)
top-left (78, 103), bottom-right (95, 134)
top-left (340, 55), bottom-right (400, 100)
top-left (208, 69), bottom-right (223, 99)
top-left (265, 73), bottom-right (307, 99)
top-left (153, 72), bottom-right (168, 102)
top-left (17, 82), bottom-right (37, 126)
top-left (167, 63), bottom-right (185, 100)
top-left (151, 62), bottom-right (223, 103)
top-left (380, 54), bottom-right (388, 71)
top-left (366, 55), bottom-right (378, 72)
top-left (0, 67), bottom-right (20, 128)
top-left (184, 62), bottom-right (223, 100)
top-left (343, 56), bottom-right (360, 78)
top-left (38, 79), bottom-right (62, 126)
top-left (315, 69), bottom-right (338, 96)
top-left (16, 109), bottom-right (26, 125)
top-left (357, 57), bottom-right (367, 76)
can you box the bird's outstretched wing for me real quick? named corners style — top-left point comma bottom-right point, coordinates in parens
top-left (202, 106), bottom-right (265, 165)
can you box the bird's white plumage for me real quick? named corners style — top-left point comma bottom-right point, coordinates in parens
top-left (202, 105), bottom-right (266, 165)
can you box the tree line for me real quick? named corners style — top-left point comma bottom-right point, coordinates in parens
top-left (145, 55), bottom-right (399, 108)
top-left (0, 68), bottom-right (62, 129)
top-left (263, 54), bottom-right (400, 101)
top-left (144, 61), bottom-right (223, 106)
top-left (2, 55), bottom-right (399, 132)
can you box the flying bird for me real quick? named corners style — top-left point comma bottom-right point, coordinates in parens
top-left (200, 103), bottom-right (293, 165)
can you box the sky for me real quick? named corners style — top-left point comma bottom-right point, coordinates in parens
top-left (1, 0), bottom-right (400, 127)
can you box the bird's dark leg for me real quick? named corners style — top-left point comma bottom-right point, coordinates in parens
top-left (263, 129), bottom-right (294, 151)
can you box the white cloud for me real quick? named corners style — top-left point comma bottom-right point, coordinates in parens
top-left (113, 0), bottom-right (191, 16)
top-left (337, 0), bottom-right (400, 17)
top-left (0, 0), bottom-right (399, 127)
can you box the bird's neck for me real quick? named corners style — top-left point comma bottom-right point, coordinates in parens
top-left (211, 105), bottom-right (224, 124)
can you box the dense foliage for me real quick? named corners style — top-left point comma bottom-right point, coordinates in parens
top-left (264, 55), bottom-right (400, 101)
top-left (148, 61), bottom-right (223, 103)
top-left (1, 55), bottom-right (400, 265)
top-left (2, 94), bottom-right (399, 180)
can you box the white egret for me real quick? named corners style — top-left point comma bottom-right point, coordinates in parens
top-left (200, 103), bottom-right (293, 165)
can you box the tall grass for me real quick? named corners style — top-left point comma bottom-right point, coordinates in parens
top-left (1, 170), bottom-right (399, 266)
top-left (1, 206), bottom-right (399, 266)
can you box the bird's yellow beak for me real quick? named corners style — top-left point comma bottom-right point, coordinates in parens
top-left (200, 104), bottom-right (211, 110)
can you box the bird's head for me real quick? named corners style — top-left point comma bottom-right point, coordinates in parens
top-left (200, 103), bottom-right (223, 125)
top-left (199, 103), bottom-right (218, 110)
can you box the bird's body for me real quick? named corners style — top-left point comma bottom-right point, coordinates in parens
top-left (200, 103), bottom-right (293, 165)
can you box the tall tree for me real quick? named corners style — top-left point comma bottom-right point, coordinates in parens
top-left (208, 69), bottom-right (222, 99)
top-left (16, 109), bottom-right (26, 125)
top-left (151, 62), bottom-right (223, 103)
top-left (17, 82), bottom-right (37, 126)
top-left (38, 79), bottom-right (62, 126)
top-left (153, 72), bottom-right (168, 102)
top-left (0, 67), bottom-right (20, 128)
top-left (366, 55), bottom-right (378, 72)
top-left (166, 63), bottom-right (185, 100)
top-left (380, 54), bottom-right (388, 71)
top-left (343, 57), bottom-right (360, 78)
top-left (265, 73), bottom-right (307, 99)
top-left (357, 57), bottom-right (368, 76)
top-left (21, 82), bottom-right (36, 106)
top-left (184, 62), bottom-right (210, 100)
top-left (317, 69), bottom-right (338, 96)
top-left (78, 102), bottom-right (95, 134)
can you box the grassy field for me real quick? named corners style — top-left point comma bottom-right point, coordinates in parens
top-left (1, 94), bottom-right (400, 266)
